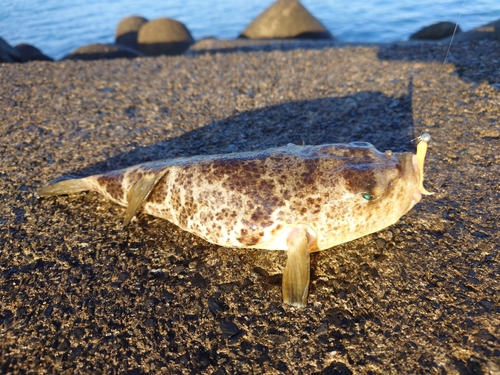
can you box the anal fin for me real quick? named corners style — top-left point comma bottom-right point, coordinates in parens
top-left (282, 227), bottom-right (311, 308)
top-left (123, 171), bottom-right (167, 226)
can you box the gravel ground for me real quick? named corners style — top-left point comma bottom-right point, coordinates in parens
top-left (1, 40), bottom-right (499, 374)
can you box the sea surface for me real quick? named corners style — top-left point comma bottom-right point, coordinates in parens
top-left (2, 0), bottom-right (500, 60)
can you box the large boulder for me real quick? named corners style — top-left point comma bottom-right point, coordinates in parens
top-left (115, 16), bottom-right (149, 50)
top-left (0, 37), bottom-right (21, 63)
top-left (452, 18), bottom-right (500, 42)
top-left (239, 0), bottom-right (334, 40)
top-left (137, 18), bottom-right (194, 56)
top-left (410, 21), bottom-right (461, 40)
top-left (15, 43), bottom-right (53, 62)
top-left (62, 43), bottom-right (144, 61)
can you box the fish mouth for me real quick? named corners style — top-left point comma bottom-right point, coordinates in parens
top-left (404, 133), bottom-right (433, 210)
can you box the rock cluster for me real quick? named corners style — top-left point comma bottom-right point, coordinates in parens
top-left (410, 21), bottom-right (461, 40)
top-left (1, 0), bottom-right (500, 62)
top-left (136, 18), bottom-right (195, 56)
top-left (239, 0), bottom-right (333, 40)
top-left (452, 18), bottom-right (500, 42)
top-left (0, 37), bottom-right (21, 63)
top-left (115, 16), bottom-right (148, 50)
top-left (62, 43), bottom-right (144, 61)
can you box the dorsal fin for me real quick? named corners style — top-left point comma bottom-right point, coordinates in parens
top-left (123, 171), bottom-right (168, 226)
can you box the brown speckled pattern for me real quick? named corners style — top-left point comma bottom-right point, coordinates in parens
top-left (87, 143), bottom-right (420, 251)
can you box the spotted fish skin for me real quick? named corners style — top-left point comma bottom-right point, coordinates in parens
top-left (39, 142), bottom-right (422, 253)
top-left (38, 141), bottom-right (428, 307)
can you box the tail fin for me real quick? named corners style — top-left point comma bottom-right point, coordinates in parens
top-left (37, 176), bottom-right (93, 197)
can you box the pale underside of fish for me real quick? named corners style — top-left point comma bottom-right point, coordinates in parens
top-left (38, 135), bottom-right (432, 308)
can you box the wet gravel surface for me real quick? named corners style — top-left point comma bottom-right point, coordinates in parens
top-left (1, 40), bottom-right (499, 374)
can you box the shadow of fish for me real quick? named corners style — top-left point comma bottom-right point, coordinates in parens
top-left (38, 134), bottom-right (432, 308)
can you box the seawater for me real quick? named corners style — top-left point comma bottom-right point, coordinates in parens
top-left (1, 0), bottom-right (500, 60)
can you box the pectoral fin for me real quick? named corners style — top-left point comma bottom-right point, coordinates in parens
top-left (123, 172), bottom-right (167, 226)
top-left (282, 227), bottom-right (311, 308)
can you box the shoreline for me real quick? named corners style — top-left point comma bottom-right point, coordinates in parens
top-left (4, 0), bottom-right (499, 64)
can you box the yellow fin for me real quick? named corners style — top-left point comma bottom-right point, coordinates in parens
top-left (123, 172), bottom-right (167, 226)
top-left (282, 227), bottom-right (310, 308)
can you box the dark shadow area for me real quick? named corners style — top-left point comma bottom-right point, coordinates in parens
top-left (138, 41), bottom-right (193, 56)
top-left (377, 40), bottom-right (500, 84)
top-left (116, 32), bottom-right (140, 50)
top-left (62, 43), bottom-right (144, 61)
top-left (238, 32), bottom-right (334, 40)
top-left (72, 88), bottom-right (416, 176)
top-left (187, 39), bottom-right (339, 57)
top-left (192, 38), bottom-right (500, 85)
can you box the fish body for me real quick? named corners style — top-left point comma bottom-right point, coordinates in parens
top-left (38, 138), bottom-right (431, 307)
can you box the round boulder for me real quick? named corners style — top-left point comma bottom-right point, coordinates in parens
top-left (62, 43), bottom-right (144, 61)
top-left (15, 43), bottom-right (53, 62)
top-left (239, 0), bottom-right (333, 40)
top-left (452, 18), bottom-right (500, 42)
top-left (137, 18), bottom-right (194, 56)
top-left (115, 16), bottom-right (148, 50)
top-left (410, 22), bottom-right (461, 40)
top-left (0, 37), bottom-right (21, 63)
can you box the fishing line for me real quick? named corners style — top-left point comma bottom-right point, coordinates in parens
top-left (414, 0), bottom-right (467, 144)
top-left (443, 0), bottom-right (467, 65)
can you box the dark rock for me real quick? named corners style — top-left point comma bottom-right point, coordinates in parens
top-left (208, 298), bottom-right (225, 315)
top-left (161, 290), bottom-right (174, 301)
top-left (70, 328), bottom-right (85, 339)
top-left (276, 360), bottom-right (288, 372)
top-left (472, 231), bottom-right (489, 239)
top-left (219, 320), bottom-right (240, 338)
top-left (474, 328), bottom-right (497, 342)
top-left (15, 43), bottom-right (53, 62)
top-left (3, 267), bottom-right (19, 278)
top-left (62, 43), bottom-right (144, 61)
top-left (452, 18), bottom-right (500, 42)
top-left (115, 16), bottom-right (149, 50)
top-left (0, 37), bottom-right (21, 63)
top-left (315, 322), bottom-right (329, 335)
top-left (321, 361), bottom-right (352, 375)
top-left (187, 37), bottom-right (228, 52)
top-left (144, 317), bottom-right (157, 327)
top-left (253, 266), bottom-right (269, 277)
top-left (239, 0), bottom-right (334, 40)
top-left (0, 309), bottom-right (14, 325)
top-left (479, 299), bottom-right (494, 310)
top-left (44, 305), bottom-right (54, 317)
top-left (191, 272), bottom-right (206, 286)
top-left (137, 18), bottom-right (194, 56)
top-left (410, 22), bottom-right (461, 40)
top-left (57, 339), bottom-right (70, 352)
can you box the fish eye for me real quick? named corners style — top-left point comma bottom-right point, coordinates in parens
top-left (362, 193), bottom-right (375, 200)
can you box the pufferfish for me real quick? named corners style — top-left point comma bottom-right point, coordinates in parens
top-left (38, 134), bottom-right (432, 308)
